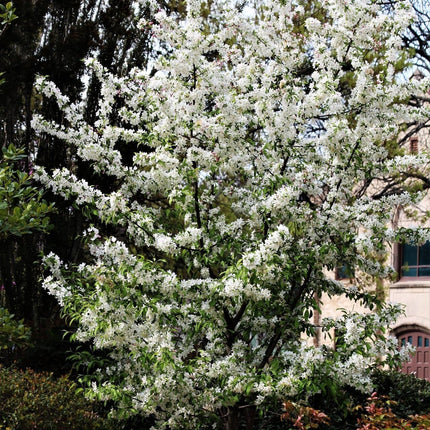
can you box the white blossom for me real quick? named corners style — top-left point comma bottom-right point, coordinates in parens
top-left (32, 0), bottom-right (429, 427)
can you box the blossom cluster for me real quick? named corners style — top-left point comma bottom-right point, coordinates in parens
top-left (32, 0), bottom-right (430, 428)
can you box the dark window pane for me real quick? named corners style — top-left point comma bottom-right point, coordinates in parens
top-left (418, 267), bottom-right (430, 277)
top-left (419, 241), bottom-right (430, 266)
top-left (410, 137), bottom-right (419, 154)
top-left (336, 265), bottom-right (354, 279)
top-left (402, 338), bottom-right (406, 346)
top-left (425, 338), bottom-right (429, 347)
top-left (403, 243), bottom-right (418, 266)
top-left (408, 336), bottom-right (413, 345)
top-left (402, 267), bottom-right (417, 277)
top-left (418, 336), bottom-right (423, 347)
top-left (336, 266), bottom-right (347, 279)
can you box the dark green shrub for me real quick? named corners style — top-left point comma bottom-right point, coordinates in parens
top-left (306, 387), bottom-right (365, 430)
top-left (289, 370), bottom-right (430, 429)
top-left (371, 369), bottom-right (430, 417)
top-left (304, 370), bottom-right (430, 428)
top-left (356, 392), bottom-right (430, 429)
top-left (0, 365), bottom-right (117, 430)
top-left (0, 306), bottom-right (31, 350)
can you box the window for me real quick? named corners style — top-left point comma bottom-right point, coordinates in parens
top-left (410, 136), bottom-right (419, 154)
top-left (335, 264), bottom-right (354, 280)
top-left (401, 241), bottom-right (430, 277)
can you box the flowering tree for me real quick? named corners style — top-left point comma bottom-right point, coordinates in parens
top-left (32, 0), bottom-right (430, 428)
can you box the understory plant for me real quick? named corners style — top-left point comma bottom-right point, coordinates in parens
top-left (0, 305), bottom-right (31, 352)
top-left (356, 392), bottom-right (430, 430)
top-left (0, 365), bottom-right (116, 430)
top-left (371, 369), bottom-right (430, 418)
top-left (279, 370), bottom-right (430, 430)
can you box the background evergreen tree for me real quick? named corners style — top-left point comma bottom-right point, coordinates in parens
top-left (0, 0), bottom-right (155, 369)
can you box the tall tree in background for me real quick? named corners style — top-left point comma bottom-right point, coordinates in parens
top-left (402, 0), bottom-right (430, 73)
top-left (33, 0), bottom-right (430, 428)
top-left (380, 0), bottom-right (430, 149)
top-left (0, 0), bottom-right (155, 337)
top-left (0, 2), bottom-right (52, 364)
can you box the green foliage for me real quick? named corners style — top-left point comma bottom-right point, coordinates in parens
top-left (274, 370), bottom-right (430, 430)
top-left (371, 369), bottom-right (430, 417)
top-left (356, 392), bottom-right (430, 430)
top-left (0, 144), bottom-right (54, 238)
top-left (280, 401), bottom-right (330, 429)
top-left (0, 2), bottom-right (17, 39)
top-left (0, 306), bottom-right (31, 350)
top-left (0, 365), bottom-right (117, 430)
top-left (0, 2), bottom-right (17, 26)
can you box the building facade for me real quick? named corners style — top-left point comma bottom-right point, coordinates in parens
top-left (317, 102), bottom-right (430, 381)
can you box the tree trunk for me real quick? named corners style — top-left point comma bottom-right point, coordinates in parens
top-left (222, 405), bottom-right (256, 430)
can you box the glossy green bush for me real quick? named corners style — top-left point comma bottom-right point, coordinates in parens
top-left (371, 369), bottom-right (430, 417)
top-left (0, 144), bottom-right (54, 239)
top-left (0, 365), bottom-right (117, 430)
top-left (356, 392), bottom-right (430, 430)
top-left (274, 370), bottom-right (430, 429)
top-left (0, 306), bottom-right (31, 351)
